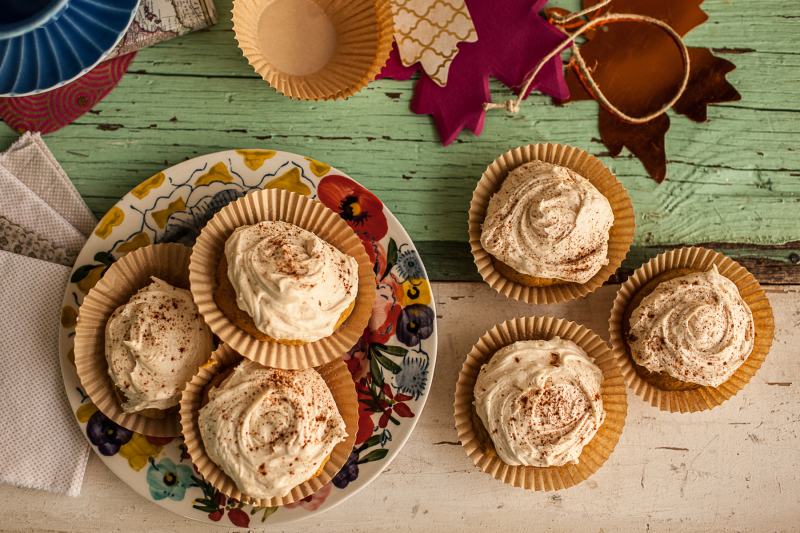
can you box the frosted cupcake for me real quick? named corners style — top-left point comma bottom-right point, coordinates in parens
top-left (473, 338), bottom-right (606, 467)
top-left (106, 277), bottom-right (214, 418)
top-left (199, 359), bottom-right (347, 499)
top-left (213, 221), bottom-right (358, 345)
top-left (189, 189), bottom-right (376, 369)
top-left (609, 247), bottom-right (775, 413)
top-left (180, 344), bottom-right (359, 505)
top-left (455, 316), bottom-right (627, 491)
top-left (469, 144), bottom-right (635, 305)
top-left (481, 161), bottom-right (614, 287)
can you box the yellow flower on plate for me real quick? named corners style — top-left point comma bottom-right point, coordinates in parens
top-left (195, 162), bottom-right (234, 186)
top-left (95, 207), bottom-right (124, 239)
top-left (132, 172), bottom-right (166, 200)
top-left (115, 232), bottom-right (151, 254)
top-left (305, 157), bottom-right (331, 177)
top-left (76, 403), bottom-right (99, 423)
top-left (151, 198), bottom-right (186, 229)
top-left (119, 434), bottom-right (164, 472)
top-left (264, 167), bottom-right (311, 196)
top-left (237, 150), bottom-right (276, 170)
top-left (396, 278), bottom-right (432, 307)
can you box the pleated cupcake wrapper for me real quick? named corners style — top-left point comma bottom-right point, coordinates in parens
top-left (454, 316), bottom-right (628, 491)
top-left (469, 144), bottom-right (635, 305)
top-left (74, 243), bottom-right (194, 437)
top-left (232, 0), bottom-right (394, 101)
top-left (179, 343), bottom-right (359, 506)
top-left (608, 247), bottom-right (775, 413)
top-left (189, 188), bottom-right (376, 369)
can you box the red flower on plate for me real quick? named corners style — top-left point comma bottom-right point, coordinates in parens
top-left (283, 482), bottom-right (333, 510)
top-left (355, 379), bottom-right (377, 445)
top-left (344, 333), bottom-right (370, 383)
top-left (369, 279), bottom-right (402, 345)
top-left (318, 175), bottom-right (388, 241)
top-left (377, 384), bottom-right (415, 429)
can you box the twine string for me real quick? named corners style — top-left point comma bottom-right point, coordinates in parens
top-left (483, 0), bottom-right (691, 124)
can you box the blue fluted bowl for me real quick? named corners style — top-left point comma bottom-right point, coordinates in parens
top-left (0, 0), bottom-right (141, 97)
top-left (0, 0), bottom-right (71, 40)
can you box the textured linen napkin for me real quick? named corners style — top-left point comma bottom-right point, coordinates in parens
top-left (0, 216), bottom-right (76, 266)
top-left (0, 132), bottom-right (97, 237)
top-left (0, 250), bottom-right (90, 497)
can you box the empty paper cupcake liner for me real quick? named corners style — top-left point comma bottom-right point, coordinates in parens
top-left (74, 243), bottom-right (194, 437)
top-left (454, 316), bottom-right (628, 491)
top-left (179, 343), bottom-right (359, 506)
top-left (468, 143), bottom-right (635, 305)
top-left (233, 0), bottom-right (394, 101)
top-left (608, 247), bottom-right (775, 413)
top-left (189, 188), bottom-right (376, 369)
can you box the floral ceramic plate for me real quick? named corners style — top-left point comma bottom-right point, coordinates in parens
top-left (58, 150), bottom-right (437, 527)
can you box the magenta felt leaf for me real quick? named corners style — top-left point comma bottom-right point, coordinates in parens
top-left (379, 0), bottom-right (570, 145)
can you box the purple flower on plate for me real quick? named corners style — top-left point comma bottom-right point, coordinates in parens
top-left (332, 452), bottom-right (359, 489)
top-left (86, 410), bottom-right (133, 456)
top-left (396, 304), bottom-right (435, 347)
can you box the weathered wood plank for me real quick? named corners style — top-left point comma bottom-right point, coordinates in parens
top-left (1, 282), bottom-right (798, 532)
top-left (0, 0), bottom-right (798, 283)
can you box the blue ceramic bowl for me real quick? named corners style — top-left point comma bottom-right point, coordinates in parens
top-left (0, 0), bottom-right (141, 96)
top-left (0, 0), bottom-right (71, 40)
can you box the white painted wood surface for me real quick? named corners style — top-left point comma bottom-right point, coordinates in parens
top-left (2, 282), bottom-right (798, 532)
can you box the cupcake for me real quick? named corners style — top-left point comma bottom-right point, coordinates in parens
top-left (232, 0), bottom-right (394, 101)
top-left (189, 189), bottom-right (376, 369)
top-left (180, 344), bottom-right (359, 505)
top-left (480, 161), bottom-right (614, 287)
top-left (473, 338), bottom-right (606, 467)
top-left (213, 221), bottom-right (358, 345)
top-left (106, 277), bottom-right (214, 418)
top-left (609, 247), bottom-right (775, 413)
top-left (455, 316), bottom-right (627, 491)
top-left (469, 143), bottom-right (635, 305)
top-left (75, 243), bottom-right (205, 436)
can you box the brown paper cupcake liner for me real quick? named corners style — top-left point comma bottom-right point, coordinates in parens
top-left (189, 188), bottom-right (376, 369)
top-left (455, 316), bottom-right (628, 491)
top-left (179, 343), bottom-right (359, 506)
top-left (233, 0), bottom-right (394, 101)
top-left (74, 243), bottom-right (195, 437)
top-left (609, 247), bottom-right (775, 413)
top-left (468, 143), bottom-right (635, 305)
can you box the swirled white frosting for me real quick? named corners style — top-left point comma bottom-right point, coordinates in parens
top-left (481, 161), bottom-right (614, 283)
top-left (628, 265), bottom-right (755, 387)
top-left (225, 221), bottom-right (358, 342)
top-left (474, 338), bottom-right (605, 467)
top-left (105, 277), bottom-right (214, 412)
top-left (198, 360), bottom-right (347, 499)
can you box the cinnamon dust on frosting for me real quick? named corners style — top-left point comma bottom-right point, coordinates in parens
top-left (198, 360), bottom-right (347, 499)
top-left (224, 221), bottom-right (358, 342)
top-left (105, 277), bottom-right (214, 412)
top-left (474, 338), bottom-right (605, 467)
top-left (480, 161), bottom-right (614, 283)
top-left (627, 265), bottom-right (754, 387)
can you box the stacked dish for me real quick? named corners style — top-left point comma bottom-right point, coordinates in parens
top-left (0, 0), bottom-right (141, 96)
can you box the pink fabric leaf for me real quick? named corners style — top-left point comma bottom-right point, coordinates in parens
top-left (379, 0), bottom-right (570, 145)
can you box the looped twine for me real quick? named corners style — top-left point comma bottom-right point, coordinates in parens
top-left (483, 0), bottom-right (691, 124)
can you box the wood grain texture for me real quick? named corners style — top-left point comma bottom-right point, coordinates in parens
top-left (1, 282), bottom-right (798, 532)
top-left (0, 0), bottom-right (798, 285)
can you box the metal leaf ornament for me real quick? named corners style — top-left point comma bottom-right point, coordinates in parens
top-left (549, 0), bottom-right (741, 183)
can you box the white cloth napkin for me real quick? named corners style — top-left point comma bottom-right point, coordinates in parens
top-left (0, 250), bottom-right (90, 497)
top-left (0, 132), bottom-right (97, 237)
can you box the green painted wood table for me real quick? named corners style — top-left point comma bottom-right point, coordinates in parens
top-left (2, 0), bottom-right (799, 284)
